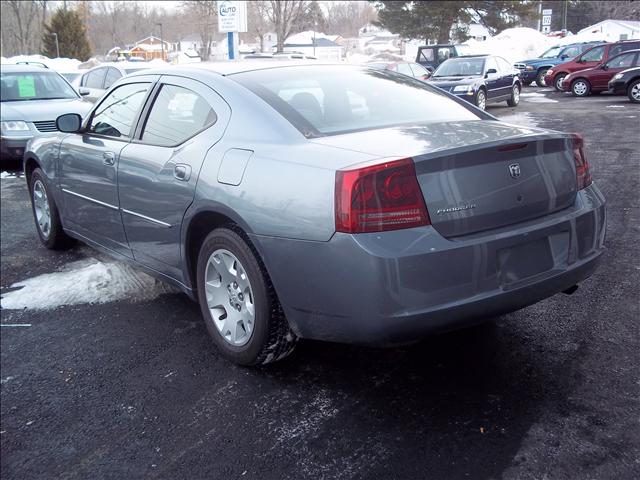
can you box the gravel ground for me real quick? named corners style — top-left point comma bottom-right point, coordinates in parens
top-left (1, 87), bottom-right (639, 480)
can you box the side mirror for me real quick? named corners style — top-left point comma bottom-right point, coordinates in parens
top-left (601, 64), bottom-right (609, 70)
top-left (78, 87), bottom-right (90, 96)
top-left (485, 68), bottom-right (497, 77)
top-left (560, 54), bottom-right (569, 60)
top-left (56, 113), bottom-right (82, 133)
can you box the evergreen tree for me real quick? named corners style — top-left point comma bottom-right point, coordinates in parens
top-left (42, 7), bottom-right (91, 60)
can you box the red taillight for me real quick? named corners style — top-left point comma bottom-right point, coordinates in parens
top-left (335, 158), bottom-right (430, 233)
top-left (572, 133), bottom-right (592, 190)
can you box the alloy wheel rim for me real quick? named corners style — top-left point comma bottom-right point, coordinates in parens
top-left (204, 248), bottom-right (255, 346)
top-left (632, 83), bottom-right (640, 100)
top-left (33, 180), bottom-right (51, 239)
top-left (513, 85), bottom-right (520, 104)
top-left (556, 75), bottom-right (565, 90)
top-left (574, 81), bottom-right (587, 95)
top-left (477, 92), bottom-right (486, 110)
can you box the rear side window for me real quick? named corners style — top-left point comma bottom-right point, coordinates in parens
top-left (89, 82), bottom-right (150, 138)
top-left (104, 68), bottom-right (122, 89)
top-left (581, 46), bottom-right (605, 62)
top-left (141, 84), bottom-right (217, 146)
top-left (84, 68), bottom-right (106, 89)
top-left (232, 66), bottom-right (480, 137)
top-left (419, 49), bottom-right (434, 62)
top-left (610, 42), bottom-right (640, 57)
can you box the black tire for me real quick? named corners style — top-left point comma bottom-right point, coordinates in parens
top-left (536, 69), bottom-right (548, 87)
top-left (507, 83), bottom-right (521, 107)
top-left (475, 89), bottom-right (487, 110)
top-left (571, 78), bottom-right (591, 97)
top-left (29, 168), bottom-right (73, 249)
top-left (628, 79), bottom-right (640, 103)
top-left (196, 227), bottom-right (297, 366)
top-left (553, 73), bottom-right (567, 92)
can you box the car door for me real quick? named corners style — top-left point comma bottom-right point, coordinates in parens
top-left (117, 76), bottom-right (230, 280)
top-left (496, 56), bottom-right (515, 96)
top-left (484, 57), bottom-right (501, 99)
top-left (593, 52), bottom-right (638, 89)
top-left (58, 77), bottom-right (156, 256)
top-left (81, 67), bottom-right (108, 102)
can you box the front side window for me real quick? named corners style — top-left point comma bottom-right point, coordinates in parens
top-left (410, 63), bottom-right (429, 77)
top-left (232, 66), bottom-right (481, 137)
top-left (581, 46), bottom-right (605, 63)
top-left (484, 57), bottom-right (499, 73)
top-left (496, 57), bottom-right (513, 72)
top-left (88, 82), bottom-right (150, 138)
top-left (0, 71), bottom-right (78, 101)
top-left (396, 63), bottom-right (413, 76)
top-left (141, 84), bottom-right (217, 146)
top-left (606, 52), bottom-right (637, 69)
top-left (84, 68), bottom-right (107, 89)
top-left (562, 46), bottom-right (580, 58)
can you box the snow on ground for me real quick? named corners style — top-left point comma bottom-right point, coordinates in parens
top-left (1, 171), bottom-right (22, 179)
top-left (520, 91), bottom-right (559, 103)
top-left (0, 258), bottom-right (177, 310)
top-left (463, 27), bottom-right (556, 63)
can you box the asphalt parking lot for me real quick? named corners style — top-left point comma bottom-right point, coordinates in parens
top-left (1, 87), bottom-right (639, 480)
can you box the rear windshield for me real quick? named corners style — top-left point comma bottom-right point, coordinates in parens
top-left (231, 65), bottom-right (480, 137)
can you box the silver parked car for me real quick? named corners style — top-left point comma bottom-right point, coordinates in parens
top-left (74, 62), bottom-right (152, 102)
top-left (24, 63), bottom-right (606, 365)
top-left (1, 64), bottom-right (91, 161)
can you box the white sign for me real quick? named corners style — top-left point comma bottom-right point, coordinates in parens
top-left (542, 9), bottom-right (553, 15)
top-left (542, 25), bottom-right (551, 34)
top-left (542, 15), bottom-right (552, 26)
top-left (217, 1), bottom-right (247, 33)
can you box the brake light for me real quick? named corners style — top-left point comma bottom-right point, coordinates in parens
top-left (572, 133), bottom-right (592, 190)
top-left (335, 158), bottom-right (430, 233)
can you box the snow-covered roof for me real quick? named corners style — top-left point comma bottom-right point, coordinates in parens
top-left (286, 31), bottom-right (341, 45)
top-left (578, 20), bottom-right (640, 35)
top-left (284, 38), bottom-right (340, 48)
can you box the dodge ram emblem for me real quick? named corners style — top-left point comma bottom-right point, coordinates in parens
top-left (509, 163), bottom-right (521, 179)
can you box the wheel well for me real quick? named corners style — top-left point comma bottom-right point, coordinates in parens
top-left (185, 211), bottom-right (241, 289)
top-left (23, 157), bottom-right (39, 187)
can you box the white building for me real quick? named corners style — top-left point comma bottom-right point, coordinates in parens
top-left (468, 23), bottom-right (491, 42)
top-left (282, 31), bottom-right (343, 60)
top-left (178, 34), bottom-right (216, 58)
top-left (578, 20), bottom-right (640, 41)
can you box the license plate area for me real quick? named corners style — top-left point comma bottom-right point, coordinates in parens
top-left (497, 232), bottom-right (569, 286)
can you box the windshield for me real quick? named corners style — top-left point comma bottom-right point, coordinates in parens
top-left (432, 57), bottom-right (485, 77)
top-left (231, 65), bottom-right (480, 137)
top-left (540, 46), bottom-right (561, 58)
top-left (1, 71), bottom-right (78, 101)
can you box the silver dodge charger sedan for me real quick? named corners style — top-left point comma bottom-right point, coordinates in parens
top-left (24, 62), bottom-right (606, 365)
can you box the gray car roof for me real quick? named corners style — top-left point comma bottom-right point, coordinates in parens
top-left (1, 64), bottom-right (53, 73)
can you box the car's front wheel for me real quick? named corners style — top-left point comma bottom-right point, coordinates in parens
top-left (571, 79), bottom-right (591, 97)
top-left (553, 73), bottom-right (567, 91)
top-left (196, 227), bottom-right (297, 366)
top-left (536, 69), bottom-right (548, 87)
top-left (628, 79), bottom-right (640, 103)
top-left (29, 168), bottom-right (73, 249)
top-left (507, 83), bottom-right (521, 107)
top-left (475, 89), bottom-right (487, 110)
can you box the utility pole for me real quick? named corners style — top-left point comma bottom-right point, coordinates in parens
top-left (51, 32), bottom-right (60, 58)
top-left (563, 0), bottom-right (568, 32)
top-left (156, 22), bottom-right (164, 60)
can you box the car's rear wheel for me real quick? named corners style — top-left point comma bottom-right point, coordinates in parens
top-left (571, 79), bottom-right (591, 97)
top-left (553, 73), bottom-right (567, 91)
top-left (475, 89), bottom-right (486, 110)
top-left (628, 79), bottom-right (640, 103)
top-left (507, 83), bottom-right (521, 107)
top-left (196, 227), bottom-right (297, 366)
top-left (29, 168), bottom-right (73, 249)
top-left (536, 69), bottom-right (548, 87)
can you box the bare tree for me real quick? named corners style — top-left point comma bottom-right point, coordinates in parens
top-left (182, 1), bottom-right (218, 60)
top-left (244, 1), bottom-right (270, 52)
top-left (325, 1), bottom-right (377, 37)
top-left (265, 0), bottom-right (309, 52)
top-left (0, 0), bottom-right (48, 56)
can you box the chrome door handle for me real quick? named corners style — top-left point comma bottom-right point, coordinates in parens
top-left (174, 164), bottom-right (191, 181)
top-left (103, 151), bottom-right (115, 166)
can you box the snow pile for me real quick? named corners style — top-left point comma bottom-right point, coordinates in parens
top-left (556, 30), bottom-right (608, 46)
top-left (0, 259), bottom-right (177, 310)
top-left (2, 54), bottom-right (82, 72)
top-left (463, 27), bottom-right (557, 63)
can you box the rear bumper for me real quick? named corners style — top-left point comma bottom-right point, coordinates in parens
top-left (253, 184), bottom-right (606, 345)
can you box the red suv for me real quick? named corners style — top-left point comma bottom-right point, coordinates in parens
top-left (544, 40), bottom-right (640, 91)
top-left (560, 49), bottom-right (640, 96)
